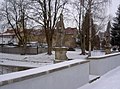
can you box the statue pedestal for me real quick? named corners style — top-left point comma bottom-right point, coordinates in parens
top-left (105, 46), bottom-right (111, 54)
top-left (53, 47), bottom-right (68, 62)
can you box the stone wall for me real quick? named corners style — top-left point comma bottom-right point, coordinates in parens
top-left (0, 46), bottom-right (47, 55)
top-left (0, 65), bottom-right (29, 75)
top-left (0, 60), bottom-right (89, 89)
top-left (88, 52), bottom-right (120, 76)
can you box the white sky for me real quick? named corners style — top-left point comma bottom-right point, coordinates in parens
top-left (110, 0), bottom-right (120, 16)
top-left (0, 0), bottom-right (119, 29)
top-left (0, 0), bottom-right (119, 16)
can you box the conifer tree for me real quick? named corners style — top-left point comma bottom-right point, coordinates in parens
top-left (111, 4), bottom-right (120, 50)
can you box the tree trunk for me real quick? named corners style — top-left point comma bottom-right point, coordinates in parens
top-left (22, 43), bottom-right (27, 55)
top-left (47, 39), bottom-right (52, 55)
top-left (46, 31), bottom-right (53, 55)
top-left (88, 0), bottom-right (92, 57)
top-left (80, 34), bottom-right (86, 55)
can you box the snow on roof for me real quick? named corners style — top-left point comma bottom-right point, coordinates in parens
top-left (0, 33), bottom-right (15, 36)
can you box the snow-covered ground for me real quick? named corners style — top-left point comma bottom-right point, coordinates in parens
top-left (0, 49), bottom-right (86, 67)
top-left (0, 48), bottom-right (106, 74)
top-left (1, 48), bottom-right (120, 89)
top-left (0, 49), bottom-right (106, 67)
top-left (0, 52), bottom-right (54, 67)
top-left (78, 66), bottom-right (120, 89)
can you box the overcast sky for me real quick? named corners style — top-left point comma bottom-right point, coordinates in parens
top-left (0, 0), bottom-right (119, 16)
top-left (110, 0), bottom-right (120, 16)
top-left (0, 0), bottom-right (119, 29)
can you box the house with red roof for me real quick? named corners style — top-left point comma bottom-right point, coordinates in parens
top-left (0, 29), bottom-right (17, 44)
top-left (0, 27), bottom-right (78, 48)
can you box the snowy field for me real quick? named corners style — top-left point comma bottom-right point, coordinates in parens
top-left (0, 49), bottom-right (106, 67)
top-left (78, 66), bottom-right (120, 89)
top-left (0, 49), bottom-right (105, 62)
top-left (1, 48), bottom-right (120, 89)
top-left (0, 48), bottom-right (107, 75)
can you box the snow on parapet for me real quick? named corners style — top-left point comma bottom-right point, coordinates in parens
top-left (88, 52), bottom-right (120, 59)
top-left (0, 59), bottom-right (89, 86)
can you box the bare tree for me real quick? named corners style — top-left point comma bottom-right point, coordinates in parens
top-left (70, 0), bottom-right (110, 55)
top-left (69, 0), bottom-right (86, 55)
top-left (0, 0), bottom-right (31, 54)
top-left (28, 0), bottom-right (68, 55)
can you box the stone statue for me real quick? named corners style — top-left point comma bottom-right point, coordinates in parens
top-left (55, 13), bottom-right (65, 47)
top-left (53, 13), bottom-right (68, 62)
